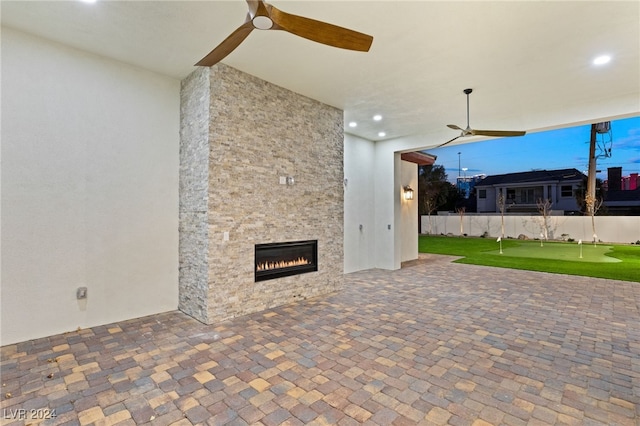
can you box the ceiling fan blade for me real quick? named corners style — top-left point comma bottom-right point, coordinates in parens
top-left (196, 20), bottom-right (254, 66)
top-left (269, 5), bottom-right (373, 52)
top-left (246, 0), bottom-right (262, 17)
top-left (471, 129), bottom-right (526, 137)
top-left (447, 124), bottom-right (464, 131)
top-left (437, 135), bottom-right (462, 148)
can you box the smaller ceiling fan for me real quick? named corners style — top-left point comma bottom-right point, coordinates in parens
top-left (439, 88), bottom-right (526, 148)
top-left (196, 0), bottom-right (373, 67)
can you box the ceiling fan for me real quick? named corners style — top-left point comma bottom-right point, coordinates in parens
top-left (439, 88), bottom-right (526, 148)
top-left (196, 0), bottom-right (374, 67)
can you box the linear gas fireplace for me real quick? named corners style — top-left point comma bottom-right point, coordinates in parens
top-left (255, 240), bottom-right (318, 282)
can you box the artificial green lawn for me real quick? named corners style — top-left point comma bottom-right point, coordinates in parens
top-left (418, 235), bottom-right (640, 282)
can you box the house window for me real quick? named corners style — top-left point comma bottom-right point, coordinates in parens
top-left (479, 189), bottom-right (487, 199)
top-left (561, 185), bottom-right (573, 197)
top-left (516, 186), bottom-right (543, 204)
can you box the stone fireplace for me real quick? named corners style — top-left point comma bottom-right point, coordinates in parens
top-left (179, 64), bottom-right (344, 324)
top-left (255, 240), bottom-right (318, 282)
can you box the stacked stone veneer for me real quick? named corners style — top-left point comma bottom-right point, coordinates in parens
top-left (179, 64), bottom-right (344, 324)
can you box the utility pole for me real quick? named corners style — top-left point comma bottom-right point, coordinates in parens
top-left (586, 124), bottom-right (597, 216)
top-left (585, 122), bottom-right (612, 243)
top-left (457, 152), bottom-right (461, 192)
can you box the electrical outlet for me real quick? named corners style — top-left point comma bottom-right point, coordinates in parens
top-left (76, 287), bottom-right (87, 300)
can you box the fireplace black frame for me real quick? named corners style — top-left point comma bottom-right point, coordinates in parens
top-left (255, 240), bottom-right (318, 282)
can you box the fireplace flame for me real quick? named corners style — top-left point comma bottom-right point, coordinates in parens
top-left (256, 257), bottom-right (311, 272)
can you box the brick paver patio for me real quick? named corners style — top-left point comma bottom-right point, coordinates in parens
top-left (2, 255), bottom-right (639, 425)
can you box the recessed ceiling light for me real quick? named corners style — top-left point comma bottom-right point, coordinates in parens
top-left (378, 132), bottom-right (386, 138)
top-left (348, 121), bottom-right (357, 128)
top-left (373, 115), bottom-right (382, 121)
top-left (79, 0), bottom-right (97, 3)
top-left (593, 55), bottom-right (611, 65)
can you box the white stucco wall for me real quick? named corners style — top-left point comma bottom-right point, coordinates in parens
top-left (371, 136), bottom-right (440, 270)
top-left (400, 160), bottom-right (418, 262)
top-left (372, 145), bottom-right (400, 270)
top-left (343, 134), bottom-right (376, 273)
top-left (345, 136), bottom-right (421, 271)
top-left (1, 28), bottom-right (180, 345)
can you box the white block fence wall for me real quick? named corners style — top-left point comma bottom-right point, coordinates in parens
top-left (421, 214), bottom-right (640, 244)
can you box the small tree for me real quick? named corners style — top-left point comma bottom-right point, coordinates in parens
top-left (418, 165), bottom-right (456, 234)
top-left (497, 191), bottom-right (507, 238)
top-left (575, 177), bottom-right (605, 214)
top-left (537, 198), bottom-right (552, 240)
top-left (456, 206), bottom-right (466, 236)
top-left (584, 193), bottom-right (604, 245)
top-left (422, 189), bottom-right (441, 234)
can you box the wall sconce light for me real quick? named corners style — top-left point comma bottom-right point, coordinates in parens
top-left (403, 185), bottom-right (414, 201)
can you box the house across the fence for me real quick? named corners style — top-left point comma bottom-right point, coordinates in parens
top-left (475, 168), bottom-right (585, 214)
top-left (603, 167), bottom-right (640, 215)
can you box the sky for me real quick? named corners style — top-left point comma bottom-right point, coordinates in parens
top-left (427, 116), bottom-right (640, 184)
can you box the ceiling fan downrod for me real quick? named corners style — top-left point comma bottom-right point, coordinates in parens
top-left (464, 88), bottom-right (472, 131)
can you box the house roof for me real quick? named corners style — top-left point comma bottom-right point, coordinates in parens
top-left (476, 168), bottom-right (585, 187)
top-left (401, 152), bottom-right (437, 166)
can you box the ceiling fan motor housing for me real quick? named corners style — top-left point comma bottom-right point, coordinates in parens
top-left (252, 15), bottom-right (273, 30)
